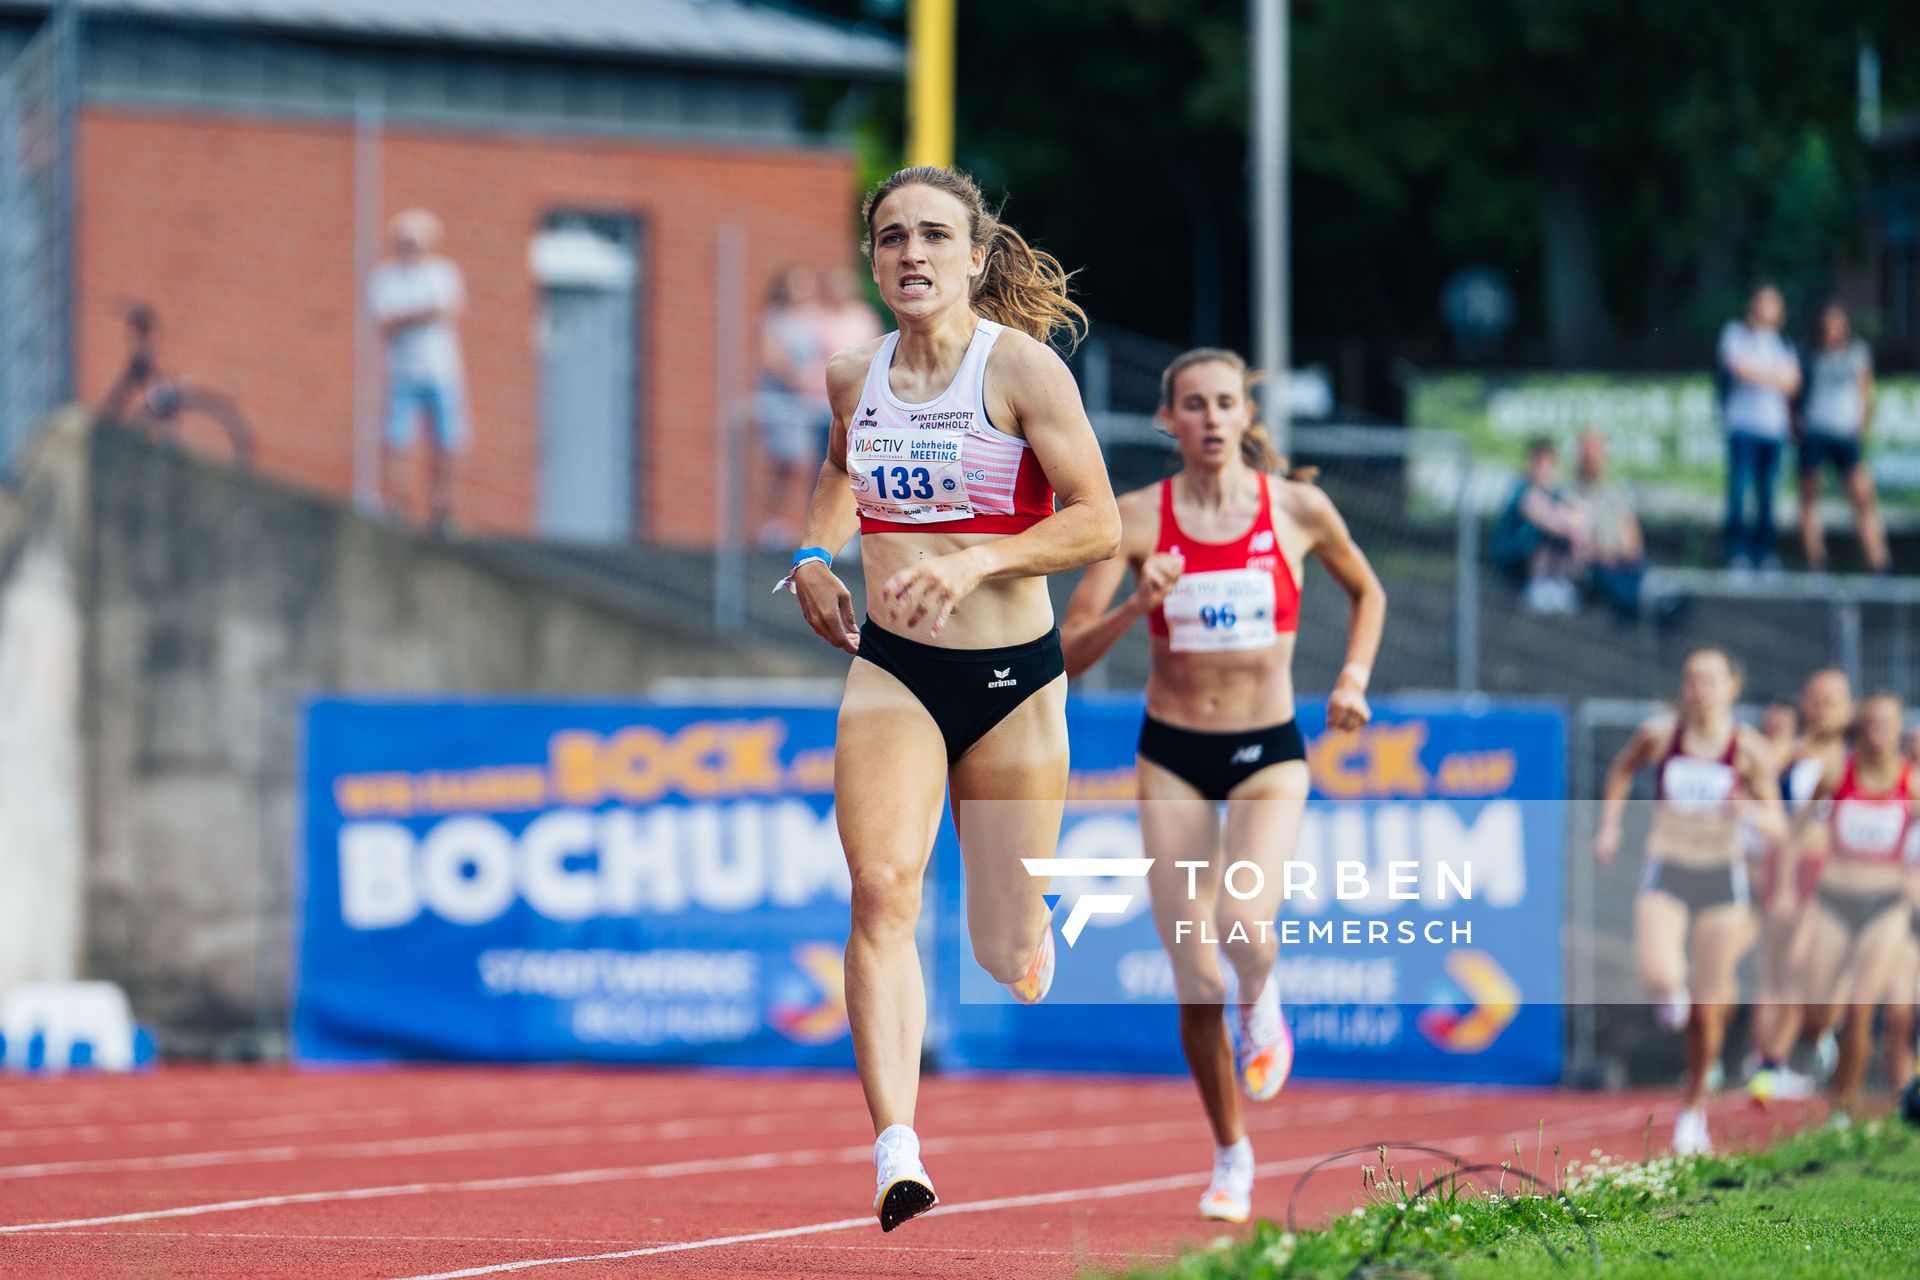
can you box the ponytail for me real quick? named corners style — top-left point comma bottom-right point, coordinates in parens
top-left (862, 165), bottom-right (1087, 350)
top-left (1159, 347), bottom-right (1317, 482)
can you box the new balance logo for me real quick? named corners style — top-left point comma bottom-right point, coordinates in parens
top-left (986, 667), bottom-right (1018, 689)
top-left (1229, 743), bottom-right (1264, 765)
top-left (1022, 858), bottom-right (1155, 945)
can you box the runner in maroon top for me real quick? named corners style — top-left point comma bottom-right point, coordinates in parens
top-left (1595, 648), bottom-right (1785, 1154)
top-left (1062, 348), bottom-right (1385, 1223)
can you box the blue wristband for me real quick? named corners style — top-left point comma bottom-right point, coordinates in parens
top-left (774, 546), bottom-right (833, 596)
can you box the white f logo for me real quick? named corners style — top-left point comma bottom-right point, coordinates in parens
top-left (1021, 858), bottom-right (1154, 945)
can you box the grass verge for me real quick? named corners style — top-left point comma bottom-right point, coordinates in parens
top-left (1103, 1116), bottom-right (1919, 1280)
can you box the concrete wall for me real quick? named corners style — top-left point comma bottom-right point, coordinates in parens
top-left (0, 414), bottom-right (89, 997)
top-left (76, 424), bottom-right (832, 1053)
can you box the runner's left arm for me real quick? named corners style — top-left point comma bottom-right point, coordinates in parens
top-left (1297, 484), bottom-right (1386, 732)
top-left (881, 334), bottom-right (1120, 636)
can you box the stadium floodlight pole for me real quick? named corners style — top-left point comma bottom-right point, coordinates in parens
top-left (909, 0), bottom-right (956, 168)
top-left (1250, 0), bottom-right (1289, 454)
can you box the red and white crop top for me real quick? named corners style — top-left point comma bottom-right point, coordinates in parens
top-left (1827, 756), bottom-right (1914, 863)
top-left (1147, 472), bottom-right (1301, 653)
top-left (847, 319), bottom-right (1055, 535)
top-left (1653, 721), bottom-right (1741, 814)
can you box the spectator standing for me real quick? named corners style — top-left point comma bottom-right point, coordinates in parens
top-left (1796, 302), bottom-right (1889, 574)
top-left (1492, 436), bottom-right (1589, 614)
top-left (754, 264), bottom-right (828, 549)
top-left (814, 265), bottom-right (883, 382)
top-left (1717, 284), bottom-right (1801, 570)
top-left (370, 209), bottom-right (467, 531)
top-left (1572, 428), bottom-right (1648, 618)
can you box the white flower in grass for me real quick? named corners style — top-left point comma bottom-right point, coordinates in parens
top-left (1449, 1214), bottom-right (1465, 1228)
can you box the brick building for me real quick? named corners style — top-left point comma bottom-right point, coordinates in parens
top-left (3, 0), bottom-right (898, 542)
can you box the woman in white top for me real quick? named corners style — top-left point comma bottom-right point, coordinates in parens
top-left (783, 165), bottom-right (1119, 1230)
top-left (1795, 302), bottom-right (1888, 574)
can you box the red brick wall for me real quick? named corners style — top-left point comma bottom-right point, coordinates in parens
top-left (77, 107), bottom-right (860, 542)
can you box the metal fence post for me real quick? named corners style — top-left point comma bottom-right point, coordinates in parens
top-left (351, 94), bottom-right (383, 514)
top-left (1835, 599), bottom-right (1863, 690)
top-left (1452, 439), bottom-right (1478, 692)
top-left (712, 224), bottom-right (746, 634)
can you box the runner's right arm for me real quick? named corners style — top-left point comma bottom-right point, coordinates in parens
top-left (789, 346), bottom-right (873, 655)
top-left (1594, 718), bottom-right (1663, 864)
top-left (1060, 487), bottom-right (1179, 677)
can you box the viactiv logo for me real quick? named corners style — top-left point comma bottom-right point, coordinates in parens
top-left (1416, 949), bottom-right (1519, 1052)
top-left (1021, 857), bottom-right (1154, 946)
top-left (768, 942), bottom-right (849, 1044)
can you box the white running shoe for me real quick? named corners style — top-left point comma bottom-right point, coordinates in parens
top-left (1748, 1065), bottom-right (1816, 1106)
top-left (1198, 1137), bottom-right (1254, 1223)
top-left (1655, 990), bottom-right (1691, 1033)
top-left (1234, 979), bottom-right (1294, 1102)
top-left (1813, 1030), bottom-right (1839, 1082)
top-left (873, 1124), bottom-right (938, 1232)
top-left (1006, 925), bottom-right (1055, 1005)
top-left (1672, 1107), bottom-right (1712, 1156)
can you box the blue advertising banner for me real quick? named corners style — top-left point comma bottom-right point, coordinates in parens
top-left (298, 696), bottom-right (1564, 1083)
top-left (939, 696), bottom-right (1567, 1086)
top-left (297, 700), bottom-right (857, 1066)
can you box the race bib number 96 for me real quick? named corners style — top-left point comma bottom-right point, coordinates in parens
top-left (1162, 569), bottom-right (1277, 653)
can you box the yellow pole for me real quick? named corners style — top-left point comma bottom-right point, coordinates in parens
top-left (908, 0), bottom-right (955, 169)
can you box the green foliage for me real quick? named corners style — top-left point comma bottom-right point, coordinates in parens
top-left (1099, 1118), bottom-right (1917, 1280)
top-left (797, 1), bottom-right (1920, 360)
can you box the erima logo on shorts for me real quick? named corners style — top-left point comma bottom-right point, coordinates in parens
top-left (1021, 858), bottom-right (1154, 945)
top-left (987, 667), bottom-right (1017, 689)
top-left (1230, 743), bottom-right (1264, 765)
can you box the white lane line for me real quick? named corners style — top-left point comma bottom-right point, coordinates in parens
top-left (0, 1112), bottom-right (794, 1180)
top-left (25, 1230), bottom-right (1178, 1261)
top-left (384, 1104), bottom-right (1665, 1280)
top-left (0, 1092), bottom-right (1639, 1240)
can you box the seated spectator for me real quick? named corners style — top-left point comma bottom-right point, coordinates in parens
top-left (1572, 428), bottom-right (1648, 618)
top-left (1492, 437), bottom-right (1589, 614)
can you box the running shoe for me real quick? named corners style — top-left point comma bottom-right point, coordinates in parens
top-left (1899, 1077), bottom-right (1920, 1128)
top-left (1671, 1107), bottom-right (1712, 1156)
top-left (1198, 1137), bottom-right (1254, 1223)
top-left (1235, 979), bottom-right (1293, 1102)
top-left (1747, 1065), bottom-right (1815, 1107)
top-left (873, 1124), bottom-right (938, 1232)
top-left (1005, 925), bottom-right (1055, 1005)
top-left (1813, 1030), bottom-right (1839, 1082)
top-left (1655, 990), bottom-right (1691, 1033)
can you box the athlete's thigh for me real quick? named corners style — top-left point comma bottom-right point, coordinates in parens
top-left (835, 659), bottom-right (949, 882)
top-left (1138, 756), bottom-right (1225, 955)
top-left (1799, 908), bottom-right (1853, 1005)
top-left (1218, 761), bottom-right (1309, 926)
top-left (1634, 891), bottom-right (1691, 971)
top-left (1688, 903), bottom-right (1756, 999)
top-left (1847, 910), bottom-right (1915, 1005)
top-left (948, 674), bottom-right (1069, 920)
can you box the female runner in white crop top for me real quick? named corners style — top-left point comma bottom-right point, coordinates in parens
top-left (781, 166), bottom-right (1119, 1231)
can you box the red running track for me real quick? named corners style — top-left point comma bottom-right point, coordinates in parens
top-left (0, 1066), bottom-right (1816, 1279)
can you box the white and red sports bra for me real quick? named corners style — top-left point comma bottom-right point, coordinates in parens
top-left (1654, 721), bottom-right (1741, 815)
top-left (1147, 473), bottom-right (1301, 653)
top-left (1827, 756), bottom-right (1914, 863)
top-left (847, 318), bottom-right (1054, 535)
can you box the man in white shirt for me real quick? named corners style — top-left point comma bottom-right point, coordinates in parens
top-left (1716, 284), bottom-right (1801, 569)
top-left (371, 209), bottom-right (467, 529)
